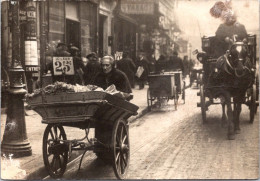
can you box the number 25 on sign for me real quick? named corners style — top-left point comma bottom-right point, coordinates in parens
top-left (53, 57), bottom-right (75, 75)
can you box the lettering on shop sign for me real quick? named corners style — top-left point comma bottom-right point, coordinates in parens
top-left (53, 57), bottom-right (75, 75)
top-left (25, 66), bottom-right (40, 72)
top-left (121, 0), bottom-right (154, 14)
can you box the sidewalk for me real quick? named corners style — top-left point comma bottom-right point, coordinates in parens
top-left (0, 85), bottom-right (149, 180)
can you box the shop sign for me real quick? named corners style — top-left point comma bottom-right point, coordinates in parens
top-left (121, 0), bottom-right (154, 14)
top-left (25, 5), bottom-right (37, 40)
top-left (53, 57), bottom-right (75, 75)
top-left (25, 66), bottom-right (40, 72)
top-left (25, 41), bottom-right (38, 66)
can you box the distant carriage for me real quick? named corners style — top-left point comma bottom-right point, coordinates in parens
top-left (196, 34), bottom-right (258, 139)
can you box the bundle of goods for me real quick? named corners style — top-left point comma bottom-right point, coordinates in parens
top-left (26, 82), bottom-right (132, 100)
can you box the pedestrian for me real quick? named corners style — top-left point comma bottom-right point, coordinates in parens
top-left (93, 55), bottom-right (132, 94)
top-left (155, 54), bottom-right (168, 73)
top-left (168, 51), bottom-right (184, 72)
top-left (135, 52), bottom-right (149, 90)
top-left (83, 52), bottom-right (101, 85)
top-left (147, 53), bottom-right (156, 73)
top-left (117, 51), bottom-right (136, 88)
top-left (69, 46), bottom-right (85, 85)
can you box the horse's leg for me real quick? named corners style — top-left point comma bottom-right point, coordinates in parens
top-left (225, 93), bottom-right (235, 140)
top-left (220, 95), bottom-right (227, 127)
top-left (234, 101), bottom-right (242, 134)
top-left (221, 103), bottom-right (227, 127)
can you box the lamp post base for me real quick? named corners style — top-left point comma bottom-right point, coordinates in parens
top-left (1, 140), bottom-right (32, 158)
top-left (1, 88), bottom-right (32, 158)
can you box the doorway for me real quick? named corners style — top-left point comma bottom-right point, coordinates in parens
top-left (66, 19), bottom-right (80, 49)
top-left (98, 15), bottom-right (106, 57)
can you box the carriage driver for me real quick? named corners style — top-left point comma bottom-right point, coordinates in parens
top-left (210, 1), bottom-right (248, 58)
top-left (93, 55), bottom-right (132, 94)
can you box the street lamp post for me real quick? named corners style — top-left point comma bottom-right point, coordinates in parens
top-left (1, 1), bottom-right (32, 157)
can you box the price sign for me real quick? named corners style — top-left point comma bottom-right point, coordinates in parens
top-left (115, 51), bottom-right (123, 61)
top-left (53, 57), bottom-right (75, 75)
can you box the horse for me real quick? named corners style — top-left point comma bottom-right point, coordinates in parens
top-left (208, 41), bottom-right (254, 139)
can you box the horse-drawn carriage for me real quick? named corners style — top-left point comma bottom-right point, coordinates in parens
top-left (196, 34), bottom-right (258, 139)
top-left (147, 71), bottom-right (185, 111)
top-left (27, 90), bottom-right (138, 179)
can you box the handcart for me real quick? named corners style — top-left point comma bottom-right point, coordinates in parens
top-left (147, 71), bottom-right (185, 111)
top-left (27, 91), bottom-right (139, 179)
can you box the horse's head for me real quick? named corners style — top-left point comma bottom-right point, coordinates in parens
top-left (226, 41), bottom-right (252, 77)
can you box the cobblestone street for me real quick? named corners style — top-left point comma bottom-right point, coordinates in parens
top-left (58, 87), bottom-right (259, 180)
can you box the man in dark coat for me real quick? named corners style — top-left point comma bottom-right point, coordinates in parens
top-left (83, 52), bottom-right (101, 85)
top-left (168, 51), bottom-right (184, 72)
top-left (117, 52), bottom-right (136, 88)
top-left (136, 52), bottom-right (149, 89)
top-left (69, 46), bottom-right (84, 85)
top-left (93, 55), bottom-right (132, 93)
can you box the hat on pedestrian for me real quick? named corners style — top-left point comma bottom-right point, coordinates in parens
top-left (173, 51), bottom-right (178, 56)
top-left (56, 42), bottom-right (66, 48)
top-left (70, 46), bottom-right (79, 51)
top-left (86, 52), bottom-right (97, 59)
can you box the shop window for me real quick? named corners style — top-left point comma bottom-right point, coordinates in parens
top-left (80, 2), bottom-right (97, 57)
top-left (48, 1), bottom-right (65, 45)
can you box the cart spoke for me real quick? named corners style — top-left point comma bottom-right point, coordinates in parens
top-left (49, 129), bottom-right (54, 140)
top-left (117, 155), bottom-right (121, 173)
top-left (120, 156), bottom-right (125, 173)
top-left (122, 135), bottom-right (127, 144)
top-left (120, 125), bottom-right (124, 143)
top-left (50, 156), bottom-right (55, 168)
top-left (115, 146), bottom-right (120, 150)
top-left (53, 126), bottom-right (58, 139)
top-left (121, 153), bottom-right (127, 167)
top-left (57, 155), bottom-right (62, 169)
top-left (115, 152), bottom-right (120, 162)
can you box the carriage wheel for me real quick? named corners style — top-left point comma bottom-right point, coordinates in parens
top-left (43, 124), bottom-right (68, 178)
top-left (249, 84), bottom-right (256, 123)
top-left (147, 88), bottom-right (152, 111)
top-left (112, 119), bottom-right (130, 179)
top-left (200, 85), bottom-right (207, 123)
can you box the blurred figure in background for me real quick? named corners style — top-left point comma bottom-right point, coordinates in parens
top-left (117, 51), bottom-right (136, 88)
top-left (83, 52), bottom-right (100, 85)
top-left (168, 51), bottom-right (184, 72)
top-left (135, 52), bottom-right (149, 90)
top-left (69, 46), bottom-right (84, 85)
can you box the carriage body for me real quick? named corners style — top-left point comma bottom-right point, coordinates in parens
top-left (27, 91), bottom-right (139, 179)
top-left (147, 71), bottom-right (185, 111)
top-left (197, 34), bottom-right (257, 123)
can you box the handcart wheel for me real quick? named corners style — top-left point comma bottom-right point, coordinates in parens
top-left (43, 124), bottom-right (68, 178)
top-left (200, 85), bottom-right (207, 123)
top-left (173, 86), bottom-right (178, 110)
top-left (249, 84), bottom-right (256, 123)
top-left (182, 81), bottom-right (186, 104)
top-left (147, 88), bottom-right (152, 111)
top-left (111, 119), bottom-right (130, 179)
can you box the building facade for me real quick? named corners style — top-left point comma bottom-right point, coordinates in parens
top-left (1, 0), bottom-right (178, 100)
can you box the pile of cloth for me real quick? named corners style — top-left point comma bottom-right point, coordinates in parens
top-left (26, 82), bottom-right (132, 100)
